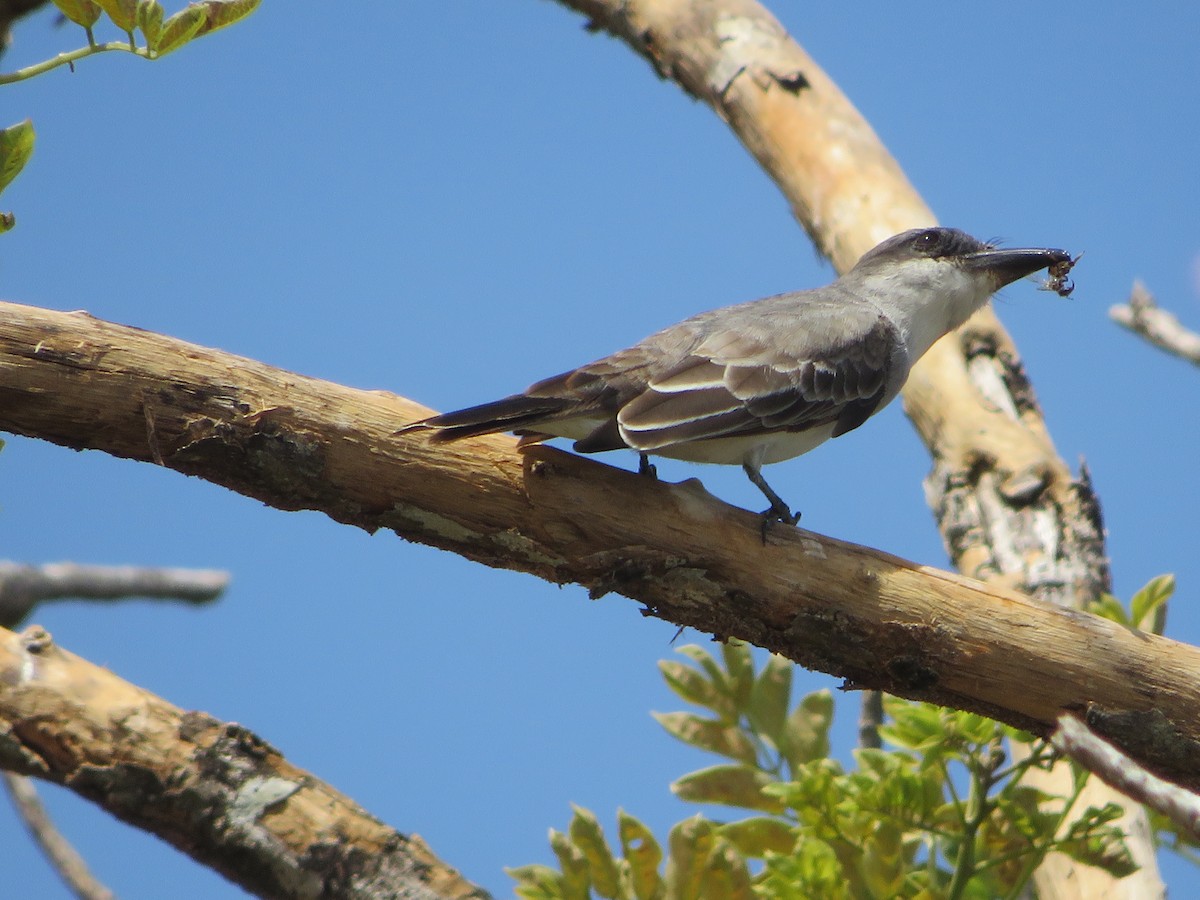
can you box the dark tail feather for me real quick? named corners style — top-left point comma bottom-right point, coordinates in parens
top-left (406, 395), bottom-right (576, 442)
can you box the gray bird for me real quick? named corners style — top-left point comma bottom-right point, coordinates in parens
top-left (401, 227), bottom-right (1073, 524)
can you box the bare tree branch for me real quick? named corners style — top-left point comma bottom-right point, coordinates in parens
top-left (1054, 714), bottom-right (1200, 842)
top-left (1110, 280), bottom-right (1200, 367)
top-left (857, 690), bottom-right (883, 751)
top-left (3, 771), bottom-right (115, 900)
top-left (0, 562), bottom-right (230, 629)
top-left (0, 1), bottom-right (1167, 892)
top-left (1, 300), bottom-right (1199, 795)
top-left (0, 624), bottom-right (490, 900)
top-left (544, 3), bottom-right (1145, 895)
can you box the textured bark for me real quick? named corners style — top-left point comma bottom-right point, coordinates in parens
top-left (0, 625), bottom-right (490, 900)
top-left (1, 301), bottom-right (1199, 797)
top-left (1110, 280), bottom-right (1200, 368)
top-left (548, 2), bottom-right (1155, 895)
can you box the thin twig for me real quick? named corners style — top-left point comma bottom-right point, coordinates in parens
top-left (1109, 280), bottom-right (1200, 368)
top-left (1052, 714), bottom-right (1200, 841)
top-left (858, 689), bottom-right (883, 749)
top-left (3, 772), bottom-right (115, 900)
top-left (0, 562), bottom-right (230, 628)
top-left (0, 39), bottom-right (152, 84)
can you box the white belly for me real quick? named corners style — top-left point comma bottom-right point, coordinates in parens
top-left (529, 414), bottom-right (837, 467)
top-left (647, 423), bottom-right (838, 466)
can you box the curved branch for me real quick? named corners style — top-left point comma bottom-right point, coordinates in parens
top-left (1054, 714), bottom-right (1200, 843)
top-left (556, 0), bottom-right (1106, 603)
top-left (3, 771), bottom-right (114, 900)
top-left (1110, 280), bottom-right (1200, 367)
top-left (0, 625), bottom-right (490, 900)
top-left (0, 562), bottom-right (229, 629)
top-left (545, 3), bottom-right (1138, 895)
top-left (1, 300), bottom-right (1198, 793)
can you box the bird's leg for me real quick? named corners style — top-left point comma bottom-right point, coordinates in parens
top-left (742, 460), bottom-right (800, 538)
top-left (638, 453), bottom-right (658, 480)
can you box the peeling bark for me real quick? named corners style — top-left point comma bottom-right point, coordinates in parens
top-left (1, 301), bottom-right (1198, 800)
top-left (0, 625), bottom-right (489, 900)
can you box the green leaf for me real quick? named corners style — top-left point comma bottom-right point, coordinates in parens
top-left (763, 758), bottom-right (843, 818)
top-left (136, 0), bottom-right (164, 48)
top-left (0, 120), bottom-right (35, 197)
top-left (568, 806), bottom-right (622, 899)
top-left (549, 829), bottom-right (591, 900)
top-left (671, 764), bottom-right (784, 813)
top-left (94, 0), bottom-right (137, 31)
top-left (195, 0), bottom-right (260, 36)
top-left (658, 659), bottom-right (722, 712)
top-left (747, 653), bottom-right (791, 748)
top-left (155, 4), bottom-right (206, 56)
top-left (861, 820), bottom-right (906, 900)
top-left (947, 708), bottom-right (1004, 746)
top-left (698, 838), bottom-right (753, 900)
top-left (652, 712), bottom-right (757, 764)
top-left (674, 645), bottom-right (736, 721)
top-left (1057, 807), bottom-right (1138, 877)
top-left (716, 816), bottom-right (796, 857)
top-left (1089, 593), bottom-right (1131, 627)
top-left (507, 864), bottom-right (566, 900)
top-left (618, 810), bottom-right (664, 900)
top-left (1131, 573), bottom-right (1174, 633)
top-left (780, 689), bottom-right (833, 770)
top-left (720, 639), bottom-right (754, 711)
top-left (759, 840), bottom-right (848, 900)
top-left (664, 816), bottom-right (716, 900)
top-left (51, 0), bottom-right (102, 28)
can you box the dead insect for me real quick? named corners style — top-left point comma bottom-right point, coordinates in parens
top-left (1040, 252), bottom-right (1082, 297)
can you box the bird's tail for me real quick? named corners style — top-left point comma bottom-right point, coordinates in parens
top-left (399, 395), bottom-right (576, 442)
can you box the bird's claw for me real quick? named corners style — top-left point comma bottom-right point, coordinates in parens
top-left (637, 454), bottom-right (658, 480)
top-left (759, 505), bottom-right (801, 543)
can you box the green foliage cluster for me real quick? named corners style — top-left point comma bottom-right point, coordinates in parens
top-left (509, 641), bottom-right (1140, 900)
top-left (52, 0), bottom-right (259, 57)
top-left (0, 0), bottom-right (260, 88)
top-left (1089, 574), bottom-right (1174, 635)
top-left (0, 119), bottom-right (34, 232)
top-left (0, 0), bottom-right (259, 231)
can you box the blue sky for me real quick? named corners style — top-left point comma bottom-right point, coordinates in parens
top-left (3, 2), bottom-right (1199, 896)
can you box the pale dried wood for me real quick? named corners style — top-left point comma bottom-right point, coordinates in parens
top-left (1110, 280), bottom-right (1200, 368)
top-left (548, 2), bottom-right (1152, 894)
top-left (1, 301), bottom-right (1198, 795)
top-left (0, 624), bottom-right (489, 900)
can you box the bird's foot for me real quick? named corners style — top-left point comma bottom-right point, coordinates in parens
top-left (638, 453), bottom-right (658, 480)
top-left (759, 504), bottom-right (801, 543)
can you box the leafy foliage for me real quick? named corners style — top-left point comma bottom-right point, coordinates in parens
top-left (1, 0), bottom-right (260, 85)
top-left (511, 637), bottom-right (1147, 899)
top-left (0, 119), bottom-right (34, 232)
top-left (1090, 574), bottom-right (1175, 634)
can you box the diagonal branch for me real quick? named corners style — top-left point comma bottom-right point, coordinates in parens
top-left (0, 562), bottom-right (229, 629)
top-left (1, 299), bottom-right (1199, 793)
top-left (1053, 714), bottom-right (1200, 843)
top-left (1110, 280), bottom-right (1200, 368)
top-left (3, 771), bottom-right (114, 900)
top-left (0, 624), bottom-right (490, 900)
top-left (545, 3), bottom-right (1142, 895)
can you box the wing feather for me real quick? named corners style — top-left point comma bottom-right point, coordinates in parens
top-left (617, 311), bottom-right (898, 451)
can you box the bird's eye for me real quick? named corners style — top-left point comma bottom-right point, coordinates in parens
top-left (913, 230), bottom-right (942, 254)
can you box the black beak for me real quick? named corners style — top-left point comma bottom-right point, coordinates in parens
top-left (963, 247), bottom-right (1074, 290)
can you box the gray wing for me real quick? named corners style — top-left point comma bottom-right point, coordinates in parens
top-left (611, 300), bottom-right (900, 453)
top-left (414, 289), bottom-right (899, 455)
